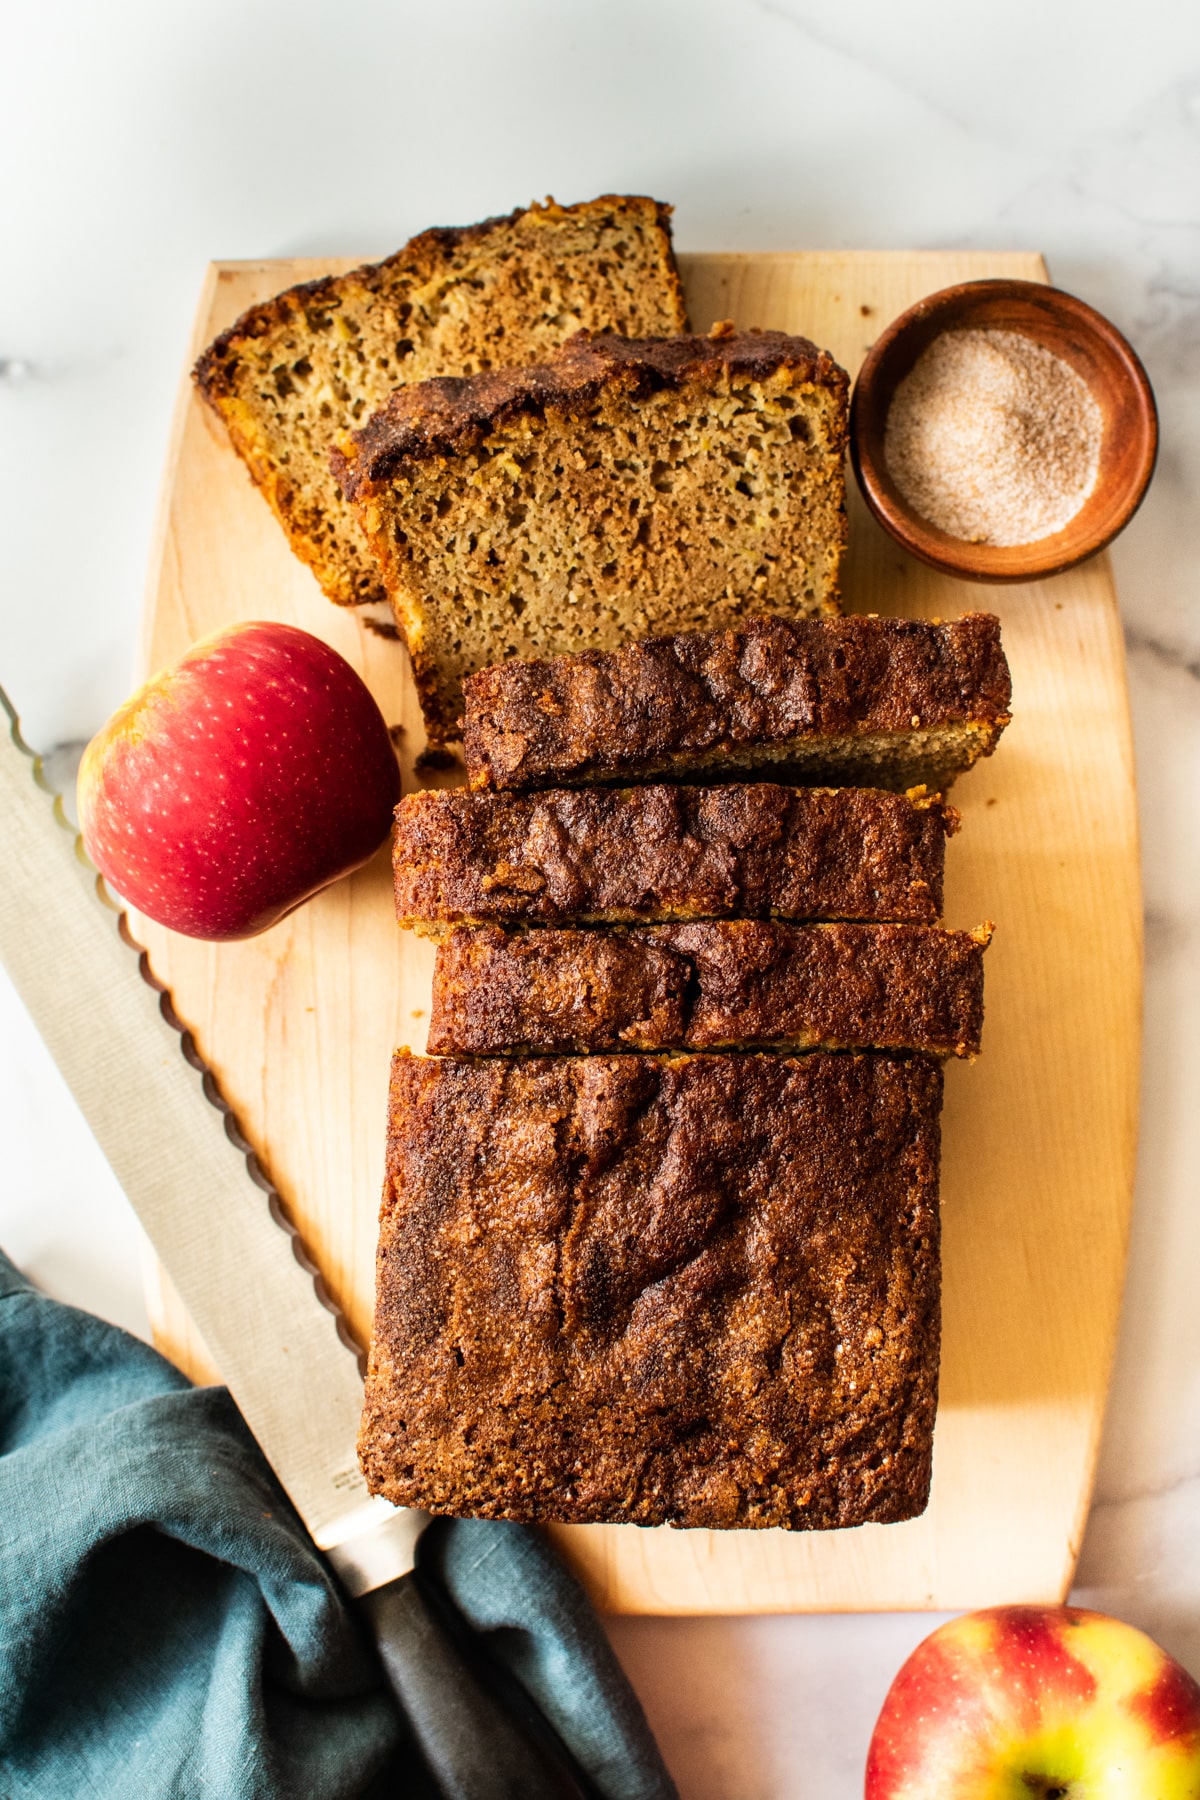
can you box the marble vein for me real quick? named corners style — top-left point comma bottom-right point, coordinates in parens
top-left (740, 0), bottom-right (1034, 154)
top-left (1125, 625), bottom-right (1200, 684)
top-left (1090, 1466), bottom-right (1200, 1513)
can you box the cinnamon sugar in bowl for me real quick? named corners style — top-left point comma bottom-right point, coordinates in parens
top-left (850, 280), bottom-right (1158, 583)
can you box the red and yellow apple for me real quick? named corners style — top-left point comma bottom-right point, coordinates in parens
top-left (866, 1604), bottom-right (1200, 1798)
top-left (78, 621), bottom-right (400, 940)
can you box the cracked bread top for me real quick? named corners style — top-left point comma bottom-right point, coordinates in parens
top-left (427, 919), bottom-right (990, 1059)
top-left (392, 782), bottom-right (955, 932)
top-left (332, 326), bottom-right (848, 496)
top-left (462, 612), bottom-right (1012, 791)
top-left (359, 1050), bottom-right (942, 1531)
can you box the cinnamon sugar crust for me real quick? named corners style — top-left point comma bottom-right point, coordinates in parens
top-left (427, 919), bottom-right (990, 1058)
top-left (359, 1050), bottom-right (942, 1531)
top-left (335, 328), bottom-right (847, 489)
top-left (392, 783), bottom-right (955, 933)
top-left (462, 612), bottom-right (1011, 793)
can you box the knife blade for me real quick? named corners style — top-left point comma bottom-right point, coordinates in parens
top-left (0, 689), bottom-right (609, 1798)
top-left (0, 689), bottom-right (420, 1584)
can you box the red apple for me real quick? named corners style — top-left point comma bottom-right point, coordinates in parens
top-left (866, 1604), bottom-right (1200, 1799)
top-left (78, 621), bottom-right (400, 940)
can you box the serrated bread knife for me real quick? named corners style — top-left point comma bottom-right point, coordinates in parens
top-left (0, 692), bottom-right (593, 1800)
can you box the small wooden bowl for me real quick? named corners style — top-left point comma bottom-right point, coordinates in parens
top-left (849, 279), bottom-right (1158, 582)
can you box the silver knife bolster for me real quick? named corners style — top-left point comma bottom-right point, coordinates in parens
top-left (320, 1496), bottom-right (430, 1595)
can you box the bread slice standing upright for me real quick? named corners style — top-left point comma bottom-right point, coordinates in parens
top-left (334, 327), bottom-right (850, 740)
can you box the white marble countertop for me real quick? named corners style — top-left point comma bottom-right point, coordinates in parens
top-left (2, 3), bottom-right (1198, 1792)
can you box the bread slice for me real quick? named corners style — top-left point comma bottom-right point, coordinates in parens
top-left (427, 919), bottom-right (989, 1058)
top-left (334, 327), bottom-right (849, 740)
top-left (463, 612), bottom-right (1011, 793)
top-left (359, 1049), bottom-right (941, 1530)
top-left (393, 782), bottom-right (955, 935)
top-left (193, 195), bottom-right (687, 613)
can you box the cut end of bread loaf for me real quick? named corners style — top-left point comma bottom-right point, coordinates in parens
top-left (192, 194), bottom-right (688, 612)
top-left (550, 718), bottom-right (1003, 793)
top-left (336, 330), bottom-right (850, 741)
top-left (459, 720), bottom-right (1002, 795)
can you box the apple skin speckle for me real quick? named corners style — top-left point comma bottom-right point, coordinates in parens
top-left (77, 621), bottom-right (401, 940)
top-left (866, 1604), bottom-right (1200, 1800)
top-left (1129, 1654), bottom-right (1200, 1749)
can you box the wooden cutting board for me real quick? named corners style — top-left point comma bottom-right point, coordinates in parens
top-left (136, 249), bottom-right (1142, 1614)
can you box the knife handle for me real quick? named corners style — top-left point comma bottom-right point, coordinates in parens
top-left (360, 1572), bottom-right (596, 1800)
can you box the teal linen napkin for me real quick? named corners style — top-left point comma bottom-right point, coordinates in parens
top-left (0, 1249), bottom-right (677, 1800)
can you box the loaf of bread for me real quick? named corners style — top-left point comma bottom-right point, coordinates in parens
top-left (463, 612), bottom-right (1011, 793)
top-left (426, 919), bottom-right (989, 1058)
top-left (392, 782), bottom-right (955, 934)
top-left (334, 327), bottom-right (849, 740)
top-left (359, 1049), bottom-right (942, 1530)
top-left (193, 195), bottom-right (687, 614)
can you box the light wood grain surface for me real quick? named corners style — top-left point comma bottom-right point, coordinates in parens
top-left (136, 250), bottom-right (1142, 1613)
